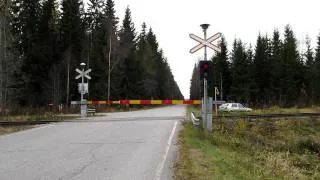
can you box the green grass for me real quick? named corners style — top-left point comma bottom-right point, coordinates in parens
top-left (251, 105), bottom-right (320, 114)
top-left (210, 105), bottom-right (320, 117)
top-left (174, 106), bottom-right (320, 180)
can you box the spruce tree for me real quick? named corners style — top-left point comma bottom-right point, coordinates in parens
top-left (253, 34), bottom-right (271, 105)
top-left (142, 28), bottom-right (160, 99)
top-left (60, 0), bottom-right (84, 104)
top-left (117, 7), bottom-right (142, 99)
top-left (304, 36), bottom-right (315, 104)
top-left (10, 0), bottom-right (42, 106)
top-left (230, 39), bottom-right (251, 103)
top-left (215, 36), bottom-right (231, 101)
top-left (247, 44), bottom-right (256, 105)
top-left (281, 25), bottom-right (300, 106)
top-left (190, 63), bottom-right (201, 99)
top-left (0, 1), bottom-right (16, 107)
top-left (38, 0), bottom-right (61, 105)
top-left (104, 0), bottom-right (119, 100)
top-left (270, 29), bottom-right (283, 104)
top-left (86, 0), bottom-right (107, 99)
top-left (314, 35), bottom-right (320, 104)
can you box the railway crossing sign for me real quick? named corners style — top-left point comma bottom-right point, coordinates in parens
top-left (78, 83), bottom-right (88, 94)
top-left (189, 32), bottom-right (222, 53)
top-left (75, 68), bottom-right (92, 80)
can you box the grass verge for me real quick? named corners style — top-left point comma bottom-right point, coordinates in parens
top-left (174, 106), bottom-right (320, 179)
top-left (0, 125), bottom-right (33, 136)
top-left (0, 113), bottom-right (79, 136)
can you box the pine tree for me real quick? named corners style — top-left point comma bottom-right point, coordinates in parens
top-left (117, 7), bottom-right (143, 99)
top-left (10, 0), bottom-right (42, 106)
top-left (0, 0), bottom-right (16, 107)
top-left (314, 35), bottom-right (320, 104)
top-left (281, 25), bottom-right (300, 106)
top-left (230, 39), bottom-right (251, 103)
top-left (38, 0), bottom-right (61, 105)
top-left (86, 0), bottom-right (108, 99)
top-left (211, 36), bottom-right (231, 101)
top-left (270, 29), bottom-right (283, 104)
top-left (190, 63), bottom-right (201, 99)
top-left (304, 36), bottom-right (315, 104)
top-left (252, 34), bottom-right (271, 105)
top-left (60, 0), bottom-right (85, 104)
top-left (142, 28), bottom-right (160, 99)
top-left (246, 44), bottom-right (256, 105)
top-left (86, 0), bottom-right (104, 29)
top-left (155, 50), bottom-right (169, 99)
top-left (104, 0), bottom-right (119, 101)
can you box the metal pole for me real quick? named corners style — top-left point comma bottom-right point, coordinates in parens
top-left (220, 72), bottom-right (223, 100)
top-left (107, 36), bottom-right (111, 105)
top-left (215, 87), bottom-right (218, 116)
top-left (87, 31), bottom-right (91, 98)
top-left (81, 66), bottom-right (85, 118)
top-left (79, 63), bottom-right (87, 118)
top-left (81, 66), bottom-right (84, 103)
top-left (201, 24), bottom-right (209, 130)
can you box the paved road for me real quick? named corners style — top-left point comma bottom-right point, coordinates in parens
top-left (0, 105), bottom-right (186, 180)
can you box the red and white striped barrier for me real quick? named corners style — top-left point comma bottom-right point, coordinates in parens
top-left (87, 100), bottom-right (201, 105)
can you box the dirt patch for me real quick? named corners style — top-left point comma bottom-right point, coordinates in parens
top-left (189, 149), bottom-right (203, 159)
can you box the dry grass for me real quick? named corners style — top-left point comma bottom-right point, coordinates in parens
top-left (174, 105), bottom-right (320, 179)
top-left (0, 126), bottom-right (32, 135)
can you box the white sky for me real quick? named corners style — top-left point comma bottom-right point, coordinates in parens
top-left (106, 0), bottom-right (320, 99)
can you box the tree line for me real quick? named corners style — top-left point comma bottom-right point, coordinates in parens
top-left (0, 0), bottom-right (183, 108)
top-left (190, 25), bottom-right (320, 107)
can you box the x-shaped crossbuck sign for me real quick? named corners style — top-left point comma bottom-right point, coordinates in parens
top-left (75, 68), bottom-right (92, 80)
top-left (189, 32), bottom-right (222, 53)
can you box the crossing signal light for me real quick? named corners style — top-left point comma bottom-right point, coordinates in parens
top-left (200, 60), bottom-right (211, 79)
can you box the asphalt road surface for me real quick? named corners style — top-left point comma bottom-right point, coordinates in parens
top-left (0, 105), bottom-right (186, 180)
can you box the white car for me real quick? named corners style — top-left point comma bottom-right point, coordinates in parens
top-left (218, 103), bottom-right (252, 112)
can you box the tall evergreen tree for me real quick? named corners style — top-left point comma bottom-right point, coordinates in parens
top-left (38, 0), bottom-right (61, 105)
top-left (230, 39), bottom-right (251, 103)
top-left (190, 63), bottom-right (201, 99)
top-left (270, 29), bottom-right (283, 104)
top-left (116, 7), bottom-right (142, 99)
top-left (304, 36), bottom-right (315, 104)
top-left (281, 25), bottom-right (301, 106)
top-left (143, 28), bottom-right (160, 99)
top-left (86, 0), bottom-right (104, 29)
top-left (60, 0), bottom-right (85, 104)
top-left (0, 0), bottom-right (16, 107)
top-left (86, 0), bottom-right (108, 99)
top-left (10, 0), bottom-right (42, 106)
top-left (314, 35), bottom-right (320, 104)
top-left (252, 34), bottom-right (271, 105)
top-left (135, 22), bottom-right (149, 99)
top-left (104, 0), bottom-right (119, 101)
top-left (210, 36), bottom-right (231, 100)
top-left (246, 44), bottom-right (256, 105)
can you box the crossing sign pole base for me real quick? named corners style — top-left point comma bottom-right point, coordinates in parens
top-left (81, 104), bottom-right (87, 118)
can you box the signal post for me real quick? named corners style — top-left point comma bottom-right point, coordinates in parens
top-left (190, 24), bottom-right (221, 132)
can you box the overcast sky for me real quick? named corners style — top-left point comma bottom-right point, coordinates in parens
top-left (106, 0), bottom-right (320, 99)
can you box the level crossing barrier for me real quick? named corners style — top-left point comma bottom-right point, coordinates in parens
top-left (87, 100), bottom-right (201, 105)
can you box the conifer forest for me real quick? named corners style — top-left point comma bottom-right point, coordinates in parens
top-left (190, 26), bottom-right (320, 107)
top-left (1, 0), bottom-right (320, 109)
top-left (0, 0), bottom-right (183, 109)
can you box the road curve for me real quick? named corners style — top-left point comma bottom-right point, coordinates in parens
top-left (0, 105), bottom-right (186, 180)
